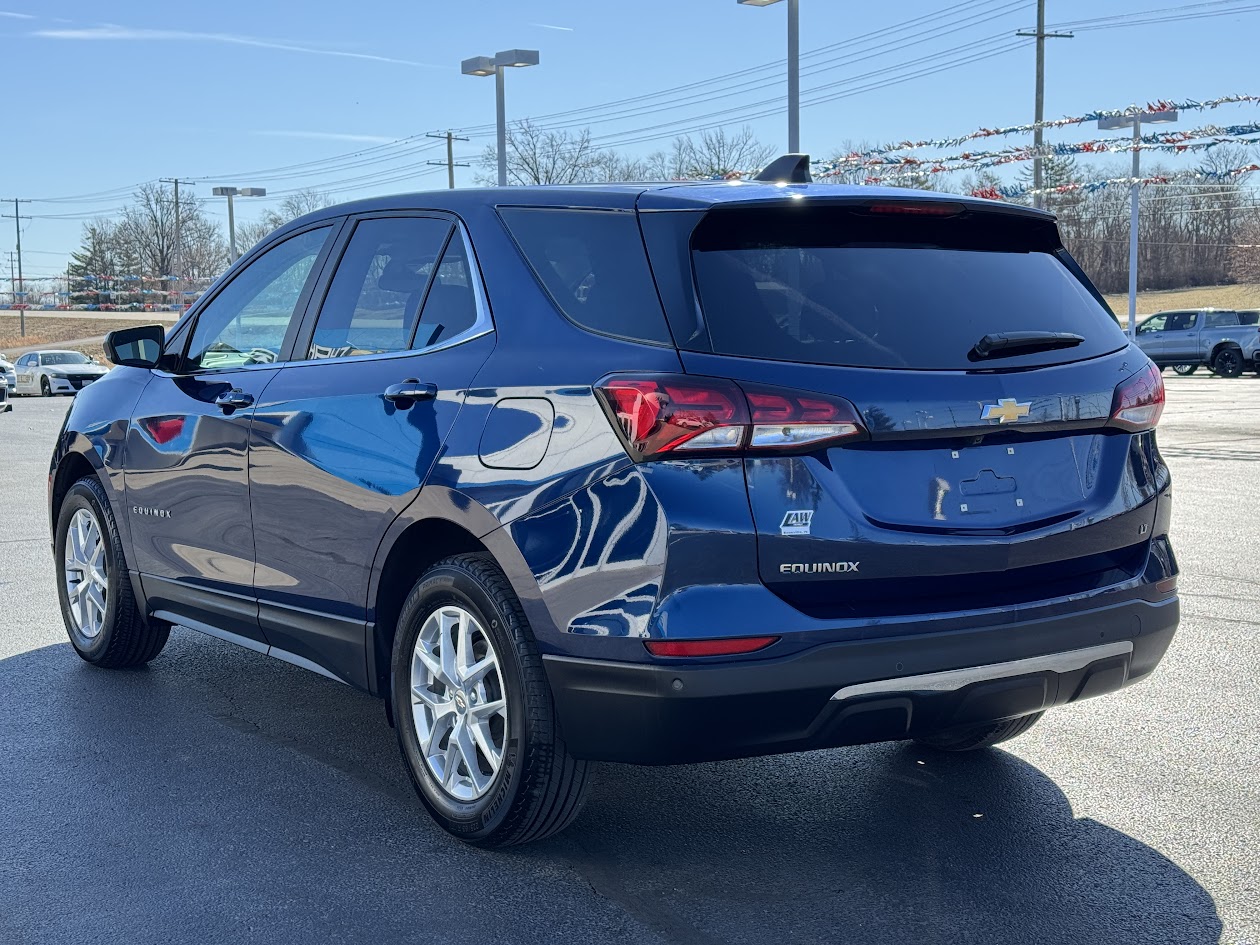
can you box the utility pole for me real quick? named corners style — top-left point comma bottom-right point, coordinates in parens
top-left (160, 178), bottom-right (195, 310)
top-left (427, 131), bottom-right (470, 189)
top-left (2, 198), bottom-right (31, 335)
top-left (1017, 1), bottom-right (1072, 210)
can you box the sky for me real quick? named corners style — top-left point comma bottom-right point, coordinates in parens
top-left (4, 0), bottom-right (1260, 279)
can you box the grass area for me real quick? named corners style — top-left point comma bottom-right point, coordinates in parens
top-left (1103, 283), bottom-right (1260, 326)
top-left (0, 315), bottom-right (168, 363)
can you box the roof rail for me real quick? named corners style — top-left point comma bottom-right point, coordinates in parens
top-left (753, 153), bottom-right (812, 184)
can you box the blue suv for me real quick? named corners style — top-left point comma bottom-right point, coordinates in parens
top-left (50, 163), bottom-right (1179, 846)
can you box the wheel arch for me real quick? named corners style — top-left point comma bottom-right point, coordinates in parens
top-left (366, 490), bottom-right (550, 700)
top-left (1209, 340), bottom-right (1243, 360)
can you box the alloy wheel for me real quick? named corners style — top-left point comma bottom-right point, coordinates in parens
top-left (410, 605), bottom-right (508, 801)
top-left (64, 507), bottom-right (108, 639)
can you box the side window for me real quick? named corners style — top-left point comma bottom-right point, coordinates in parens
top-left (1204, 311), bottom-right (1238, 328)
top-left (1166, 312), bottom-right (1198, 331)
top-left (412, 229), bottom-right (482, 350)
top-left (1138, 315), bottom-right (1166, 334)
top-left (185, 226), bottom-right (332, 371)
top-left (308, 217), bottom-right (452, 359)
top-left (498, 207), bottom-right (673, 345)
top-left (1238, 310), bottom-right (1259, 326)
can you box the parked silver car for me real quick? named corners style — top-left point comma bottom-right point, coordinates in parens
top-left (1134, 308), bottom-right (1260, 377)
top-left (12, 350), bottom-right (110, 396)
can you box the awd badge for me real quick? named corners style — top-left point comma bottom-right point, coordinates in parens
top-left (780, 510), bottom-right (813, 535)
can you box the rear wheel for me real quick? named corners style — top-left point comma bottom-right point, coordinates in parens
top-left (1212, 348), bottom-right (1244, 378)
top-left (1171, 363), bottom-right (1198, 376)
top-left (391, 553), bottom-right (591, 846)
top-left (55, 476), bottom-right (170, 667)
top-left (914, 711), bottom-right (1043, 752)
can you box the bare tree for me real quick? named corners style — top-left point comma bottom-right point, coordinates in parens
top-left (115, 182), bottom-right (227, 280)
top-left (477, 121), bottom-right (606, 185)
top-left (652, 127), bottom-right (776, 179)
top-left (236, 189), bottom-right (334, 251)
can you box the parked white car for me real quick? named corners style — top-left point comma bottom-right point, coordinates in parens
top-left (0, 353), bottom-right (15, 393)
top-left (12, 350), bottom-right (109, 396)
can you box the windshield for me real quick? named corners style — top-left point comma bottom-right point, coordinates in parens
top-left (41, 352), bottom-right (92, 366)
top-left (688, 206), bottom-right (1127, 370)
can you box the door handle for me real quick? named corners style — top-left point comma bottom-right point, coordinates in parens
top-left (383, 379), bottom-right (437, 407)
top-left (215, 389), bottom-right (254, 413)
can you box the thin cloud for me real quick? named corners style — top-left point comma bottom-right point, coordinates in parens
top-left (32, 24), bottom-right (440, 67)
top-left (255, 130), bottom-right (398, 144)
top-left (0, 10), bottom-right (35, 18)
top-left (531, 22), bottom-right (574, 31)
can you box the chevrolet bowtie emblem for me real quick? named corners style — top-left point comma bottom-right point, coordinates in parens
top-left (981, 398), bottom-right (1032, 424)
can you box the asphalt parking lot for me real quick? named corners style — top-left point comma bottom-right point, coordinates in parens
top-left (1, 376), bottom-right (1257, 945)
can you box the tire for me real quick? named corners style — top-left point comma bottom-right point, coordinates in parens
top-left (1212, 348), bottom-right (1244, 378)
top-left (54, 476), bottom-right (170, 668)
top-left (40, 376), bottom-right (52, 396)
top-left (391, 553), bottom-right (591, 847)
top-left (1171, 363), bottom-right (1198, 376)
top-left (914, 711), bottom-right (1043, 752)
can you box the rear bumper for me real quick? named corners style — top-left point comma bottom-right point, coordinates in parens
top-left (544, 595), bottom-right (1178, 764)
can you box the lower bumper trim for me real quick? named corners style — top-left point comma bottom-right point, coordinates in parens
top-left (831, 641), bottom-right (1134, 702)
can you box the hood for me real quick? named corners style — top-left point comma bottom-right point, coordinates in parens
top-left (45, 363), bottom-right (108, 376)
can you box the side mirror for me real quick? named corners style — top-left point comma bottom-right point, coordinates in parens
top-left (104, 324), bottom-right (166, 368)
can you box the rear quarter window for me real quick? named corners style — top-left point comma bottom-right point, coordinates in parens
top-left (498, 207), bottom-right (673, 345)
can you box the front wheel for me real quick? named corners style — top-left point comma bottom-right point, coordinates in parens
top-left (55, 476), bottom-right (170, 667)
top-left (391, 553), bottom-right (591, 847)
top-left (1213, 348), bottom-right (1244, 378)
top-left (914, 711), bottom-right (1043, 751)
top-left (40, 376), bottom-right (52, 396)
top-left (1171, 363), bottom-right (1198, 376)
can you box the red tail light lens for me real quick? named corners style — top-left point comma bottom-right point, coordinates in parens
top-left (1109, 362), bottom-right (1165, 431)
top-left (596, 374), bottom-right (866, 460)
top-left (599, 376), bottom-right (748, 456)
top-left (743, 383), bottom-right (864, 450)
top-left (645, 636), bottom-right (778, 657)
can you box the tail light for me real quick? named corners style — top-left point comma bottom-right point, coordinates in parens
top-left (596, 374), bottom-right (866, 460)
top-left (645, 636), bottom-right (778, 657)
top-left (1109, 362), bottom-right (1164, 431)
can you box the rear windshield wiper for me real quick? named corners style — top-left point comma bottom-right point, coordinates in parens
top-left (968, 331), bottom-right (1085, 361)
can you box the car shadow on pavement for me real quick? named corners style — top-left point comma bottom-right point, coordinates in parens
top-left (0, 634), bottom-right (1223, 945)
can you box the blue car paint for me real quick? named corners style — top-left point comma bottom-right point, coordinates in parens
top-left (49, 180), bottom-right (1179, 765)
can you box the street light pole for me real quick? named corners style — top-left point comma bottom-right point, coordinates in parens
top-left (496, 64), bottom-right (508, 187)
top-left (213, 186), bottom-right (268, 261)
top-left (1098, 109), bottom-right (1178, 339)
top-left (739, 0), bottom-right (801, 154)
top-left (462, 50), bottom-right (540, 187)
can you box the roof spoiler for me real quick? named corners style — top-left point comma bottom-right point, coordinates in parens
top-left (753, 153), bottom-right (812, 184)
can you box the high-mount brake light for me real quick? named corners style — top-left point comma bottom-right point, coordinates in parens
top-left (595, 375), bottom-right (866, 460)
top-left (865, 202), bottom-right (963, 217)
top-left (1109, 362), bottom-right (1165, 431)
top-left (645, 636), bottom-right (778, 657)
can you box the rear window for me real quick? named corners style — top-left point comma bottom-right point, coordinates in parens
top-left (1204, 311), bottom-right (1239, 328)
top-left (499, 207), bottom-right (673, 345)
top-left (687, 206), bottom-right (1127, 370)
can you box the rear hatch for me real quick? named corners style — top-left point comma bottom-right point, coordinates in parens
top-left (640, 196), bottom-right (1164, 617)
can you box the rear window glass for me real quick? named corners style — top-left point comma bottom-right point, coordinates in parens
top-left (499, 208), bottom-right (672, 345)
top-left (689, 206), bottom-right (1126, 370)
top-left (1204, 311), bottom-right (1239, 328)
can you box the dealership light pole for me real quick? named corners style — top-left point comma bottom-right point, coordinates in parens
top-left (212, 186), bottom-right (268, 261)
top-left (738, 0), bottom-right (800, 153)
top-left (461, 49), bottom-right (540, 186)
top-left (1098, 108), bottom-right (1178, 339)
